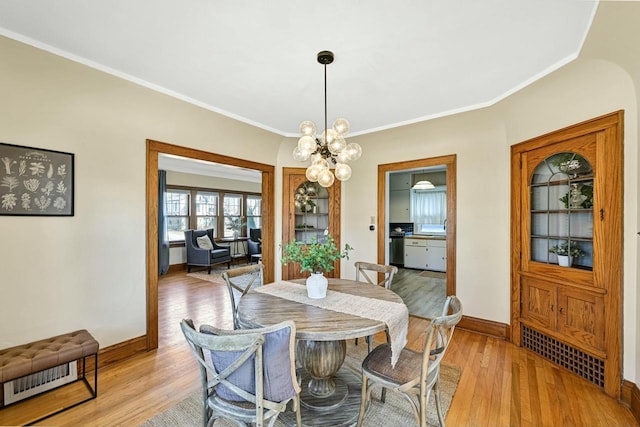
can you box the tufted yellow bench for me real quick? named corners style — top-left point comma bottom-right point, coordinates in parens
top-left (0, 329), bottom-right (98, 424)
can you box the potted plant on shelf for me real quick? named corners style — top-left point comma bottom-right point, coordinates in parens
top-left (280, 235), bottom-right (353, 299)
top-left (549, 241), bottom-right (585, 267)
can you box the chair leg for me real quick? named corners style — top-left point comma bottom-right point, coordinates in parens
top-left (434, 381), bottom-right (445, 427)
top-left (187, 265), bottom-right (192, 273)
top-left (295, 395), bottom-right (302, 427)
top-left (356, 376), bottom-right (369, 427)
top-left (207, 266), bottom-right (211, 274)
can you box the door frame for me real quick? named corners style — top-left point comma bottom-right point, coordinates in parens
top-left (377, 154), bottom-right (457, 297)
top-left (146, 139), bottom-right (275, 350)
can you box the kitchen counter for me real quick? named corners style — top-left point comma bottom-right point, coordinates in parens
top-left (404, 236), bottom-right (447, 271)
top-left (408, 234), bottom-right (446, 240)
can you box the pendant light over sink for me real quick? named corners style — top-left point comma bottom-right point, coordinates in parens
top-left (412, 180), bottom-right (435, 190)
top-left (293, 51), bottom-right (362, 188)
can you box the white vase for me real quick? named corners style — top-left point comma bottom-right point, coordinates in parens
top-left (306, 272), bottom-right (328, 299)
top-left (557, 255), bottom-right (572, 267)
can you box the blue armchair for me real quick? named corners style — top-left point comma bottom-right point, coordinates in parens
top-left (185, 229), bottom-right (231, 273)
top-left (247, 228), bottom-right (262, 263)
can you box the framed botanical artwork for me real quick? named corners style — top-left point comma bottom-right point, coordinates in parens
top-left (0, 142), bottom-right (74, 216)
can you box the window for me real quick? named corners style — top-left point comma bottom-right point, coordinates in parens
top-left (411, 187), bottom-right (446, 233)
top-left (165, 190), bottom-right (189, 241)
top-left (195, 191), bottom-right (218, 233)
top-left (165, 185), bottom-right (259, 242)
top-left (246, 195), bottom-right (262, 234)
top-left (223, 194), bottom-right (243, 238)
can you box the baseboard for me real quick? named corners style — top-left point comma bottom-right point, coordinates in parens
top-left (457, 315), bottom-right (509, 340)
top-left (97, 335), bottom-right (147, 368)
top-left (622, 380), bottom-right (640, 424)
top-left (167, 263), bottom-right (186, 274)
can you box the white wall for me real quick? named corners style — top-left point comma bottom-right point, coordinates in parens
top-left (0, 36), bottom-right (283, 349)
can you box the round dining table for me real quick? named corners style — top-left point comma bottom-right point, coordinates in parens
top-left (237, 278), bottom-right (406, 427)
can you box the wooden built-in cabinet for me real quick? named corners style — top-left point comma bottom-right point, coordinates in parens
top-left (511, 111), bottom-right (623, 398)
top-left (282, 168), bottom-right (341, 280)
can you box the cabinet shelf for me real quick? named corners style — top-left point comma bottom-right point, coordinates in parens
top-left (530, 175), bottom-right (594, 187)
top-left (531, 235), bottom-right (592, 242)
top-left (531, 209), bottom-right (592, 214)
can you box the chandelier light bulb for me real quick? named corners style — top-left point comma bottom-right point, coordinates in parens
top-left (317, 168), bottom-right (335, 188)
top-left (335, 150), bottom-right (350, 163)
top-left (298, 135), bottom-right (317, 154)
top-left (345, 142), bottom-right (362, 161)
top-left (292, 146), bottom-right (311, 162)
top-left (334, 163), bottom-right (352, 181)
top-left (306, 164), bottom-right (322, 182)
top-left (333, 118), bottom-right (349, 135)
top-left (300, 120), bottom-right (317, 136)
top-left (328, 135), bottom-right (347, 154)
top-left (321, 128), bottom-right (337, 145)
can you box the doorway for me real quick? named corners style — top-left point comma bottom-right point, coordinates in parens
top-left (145, 139), bottom-right (276, 350)
top-left (377, 154), bottom-right (457, 317)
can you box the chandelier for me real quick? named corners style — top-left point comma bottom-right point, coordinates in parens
top-left (293, 50), bottom-right (362, 187)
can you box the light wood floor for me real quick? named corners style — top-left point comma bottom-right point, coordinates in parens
top-left (4, 270), bottom-right (637, 426)
top-left (391, 268), bottom-right (446, 319)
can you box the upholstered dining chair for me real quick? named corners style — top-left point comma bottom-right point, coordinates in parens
top-left (180, 319), bottom-right (302, 427)
top-left (357, 296), bottom-right (463, 427)
top-left (222, 263), bottom-right (264, 329)
top-left (354, 261), bottom-right (399, 352)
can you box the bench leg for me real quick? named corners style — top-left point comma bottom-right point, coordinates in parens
top-left (23, 353), bottom-right (98, 426)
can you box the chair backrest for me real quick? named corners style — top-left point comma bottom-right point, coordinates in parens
top-left (180, 319), bottom-right (299, 424)
top-left (249, 228), bottom-right (262, 242)
top-left (421, 295), bottom-right (462, 384)
top-left (185, 228), bottom-right (215, 251)
top-left (222, 264), bottom-right (264, 329)
top-left (354, 261), bottom-right (398, 289)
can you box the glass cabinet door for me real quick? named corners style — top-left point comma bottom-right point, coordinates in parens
top-left (293, 181), bottom-right (329, 243)
top-left (530, 152), bottom-right (593, 270)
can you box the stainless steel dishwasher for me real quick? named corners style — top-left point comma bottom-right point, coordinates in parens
top-left (389, 231), bottom-right (405, 267)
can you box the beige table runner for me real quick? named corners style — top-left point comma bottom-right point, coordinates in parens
top-left (255, 280), bottom-right (408, 367)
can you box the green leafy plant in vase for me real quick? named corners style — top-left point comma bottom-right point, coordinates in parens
top-left (549, 241), bottom-right (585, 267)
top-left (281, 235), bottom-right (353, 298)
top-left (226, 217), bottom-right (246, 238)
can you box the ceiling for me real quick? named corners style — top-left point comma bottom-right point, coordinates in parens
top-left (0, 1), bottom-right (598, 138)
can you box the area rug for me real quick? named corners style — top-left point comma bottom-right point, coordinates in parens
top-left (187, 271), bottom-right (226, 282)
top-left (140, 342), bottom-right (460, 427)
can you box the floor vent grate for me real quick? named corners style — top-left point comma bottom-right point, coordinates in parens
top-left (521, 325), bottom-right (604, 388)
top-left (3, 360), bottom-right (78, 405)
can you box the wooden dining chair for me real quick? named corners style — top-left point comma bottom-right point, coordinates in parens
top-left (222, 263), bottom-right (264, 329)
top-left (181, 318), bottom-right (302, 427)
top-left (355, 261), bottom-right (398, 289)
top-left (354, 261), bottom-right (399, 352)
top-left (356, 296), bottom-right (462, 427)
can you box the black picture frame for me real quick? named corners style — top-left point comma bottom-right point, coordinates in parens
top-left (0, 142), bottom-right (74, 216)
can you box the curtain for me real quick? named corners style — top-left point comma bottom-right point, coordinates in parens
top-left (412, 189), bottom-right (447, 224)
top-left (158, 169), bottom-right (170, 275)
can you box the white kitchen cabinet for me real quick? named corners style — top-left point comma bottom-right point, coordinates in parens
top-left (389, 172), bottom-right (411, 190)
top-left (404, 238), bottom-right (426, 269)
top-left (425, 239), bottom-right (446, 272)
top-left (404, 237), bottom-right (446, 271)
top-left (389, 189), bottom-right (410, 222)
